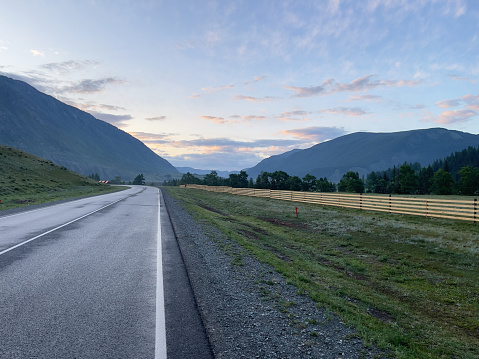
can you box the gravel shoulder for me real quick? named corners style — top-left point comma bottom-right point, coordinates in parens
top-left (162, 189), bottom-right (390, 358)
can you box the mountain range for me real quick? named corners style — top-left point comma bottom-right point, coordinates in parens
top-left (2, 75), bottom-right (479, 184)
top-left (245, 128), bottom-right (479, 182)
top-left (0, 75), bottom-right (178, 181)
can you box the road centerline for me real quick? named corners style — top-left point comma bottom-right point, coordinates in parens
top-left (0, 193), bottom-right (133, 256)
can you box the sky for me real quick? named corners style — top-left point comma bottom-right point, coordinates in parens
top-left (1, 0), bottom-right (478, 172)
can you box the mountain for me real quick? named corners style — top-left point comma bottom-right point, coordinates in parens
top-left (0, 75), bottom-right (178, 181)
top-left (245, 128), bottom-right (479, 182)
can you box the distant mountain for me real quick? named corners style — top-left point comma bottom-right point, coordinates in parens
top-left (176, 167), bottom-right (239, 178)
top-left (245, 128), bottom-right (479, 182)
top-left (0, 75), bottom-right (178, 181)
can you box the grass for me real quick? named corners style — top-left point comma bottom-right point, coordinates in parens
top-left (164, 186), bottom-right (479, 359)
top-left (0, 145), bottom-right (124, 211)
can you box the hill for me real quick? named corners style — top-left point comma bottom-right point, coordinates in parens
top-left (0, 145), bottom-right (120, 210)
top-left (245, 128), bottom-right (479, 182)
top-left (0, 75), bottom-right (178, 181)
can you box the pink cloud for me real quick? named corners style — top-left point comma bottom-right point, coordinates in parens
top-left (199, 115), bottom-right (227, 124)
top-left (280, 126), bottom-right (347, 142)
top-left (232, 95), bottom-right (276, 103)
top-left (278, 110), bottom-right (311, 121)
top-left (347, 94), bottom-right (383, 102)
top-left (436, 109), bottom-right (477, 124)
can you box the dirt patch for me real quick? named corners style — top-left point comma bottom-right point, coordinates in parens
top-left (239, 229), bottom-right (260, 240)
top-left (258, 217), bottom-right (308, 229)
top-left (367, 307), bottom-right (395, 324)
top-left (14, 199), bottom-right (35, 204)
top-left (199, 203), bottom-right (226, 216)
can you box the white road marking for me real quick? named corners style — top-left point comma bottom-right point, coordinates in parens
top-left (155, 189), bottom-right (168, 359)
top-left (0, 193), bottom-right (132, 256)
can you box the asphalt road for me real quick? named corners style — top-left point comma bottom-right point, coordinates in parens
top-left (0, 186), bottom-right (212, 358)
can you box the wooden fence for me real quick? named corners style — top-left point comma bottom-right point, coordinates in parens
top-left (181, 184), bottom-right (478, 222)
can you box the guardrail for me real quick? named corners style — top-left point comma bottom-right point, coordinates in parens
top-left (181, 184), bottom-right (478, 222)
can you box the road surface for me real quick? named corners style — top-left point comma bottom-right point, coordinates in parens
top-left (0, 186), bottom-right (212, 358)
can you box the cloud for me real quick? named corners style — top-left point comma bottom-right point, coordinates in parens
top-left (41, 60), bottom-right (100, 73)
top-left (232, 95), bottom-right (276, 103)
top-left (284, 75), bottom-right (423, 98)
top-left (89, 111), bottom-right (133, 126)
top-left (129, 132), bottom-right (174, 144)
top-left (244, 75), bottom-right (266, 87)
top-left (0, 46), bottom-right (7, 52)
top-left (128, 131), bottom-right (302, 170)
top-left (189, 93), bottom-right (200, 99)
top-left (319, 107), bottom-right (368, 116)
top-left (447, 74), bottom-right (476, 83)
top-left (229, 115), bottom-right (267, 122)
top-left (200, 114), bottom-right (267, 124)
top-left (435, 109), bottom-right (477, 124)
top-left (201, 84), bottom-right (234, 94)
top-left (410, 104), bottom-right (426, 109)
top-left (67, 101), bottom-right (126, 112)
top-left (436, 99), bottom-right (462, 109)
top-left (30, 49), bottom-right (45, 57)
top-left (283, 84), bottom-right (325, 97)
top-left (60, 77), bottom-right (125, 94)
top-left (199, 115), bottom-right (227, 124)
top-left (145, 116), bottom-right (167, 121)
top-left (278, 110), bottom-right (311, 121)
top-left (436, 94), bottom-right (479, 109)
top-left (347, 94), bottom-right (383, 102)
top-left (280, 126), bottom-right (348, 142)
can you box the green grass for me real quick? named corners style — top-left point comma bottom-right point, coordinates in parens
top-left (165, 186), bottom-right (479, 359)
top-left (0, 145), bottom-right (124, 211)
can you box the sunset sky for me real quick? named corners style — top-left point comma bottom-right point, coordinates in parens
top-left (1, 0), bottom-right (478, 171)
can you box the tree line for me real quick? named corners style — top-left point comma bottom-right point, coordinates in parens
top-left (163, 146), bottom-right (479, 196)
top-left (163, 170), bottom-right (337, 192)
top-left (364, 146), bottom-right (479, 195)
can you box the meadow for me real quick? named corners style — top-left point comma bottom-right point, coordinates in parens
top-left (0, 145), bottom-right (123, 211)
top-left (165, 186), bottom-right (479, 359)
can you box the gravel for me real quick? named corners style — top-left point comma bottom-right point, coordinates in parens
top-left (162, 189), bottom-right (391, 359)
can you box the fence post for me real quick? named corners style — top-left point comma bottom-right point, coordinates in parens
top-left (474, 198), bottom-right (477, 223)
top-left (389, 194), bottom-right (392, 214)
top-left (426, 200), bottom-right (428, 218)
top-left (360, 193), bottom-right (362, 210)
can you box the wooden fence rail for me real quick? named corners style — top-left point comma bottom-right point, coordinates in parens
top-left (181, 184), bottom-right (478, 222)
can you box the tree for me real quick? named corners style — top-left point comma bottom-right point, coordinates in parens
top-left (255, 172), bottom-right (271, 189)
top-left (180, 172), bottom-right (201, 185)
top-left (204, 171), bottom-right (219, 186)
top-left (110, 176), bottom-right (123, 185)
top-left (338, 171), bottom-right (364, 193)
top-left (133, 174), bottom-right (145, 185)
top-left (229, 170), bottom-right (249, 188)
top-left (302, 174), bottom-right (317, 192)
top-left (316, 177), bottom-right (335, 192)
top-left (431, 169), bottom-right (454, 195)
top-left (270, 171), bottom-right (290, 190)
top-left (286, 176), bottom-right (302, 191)
top-left (398, 163), bottom-right (418, 194)
top-left (459, 166), bottom-right (479, 195)
top-left (417, 166), bottom-right (434, 194)
top-left (88, 173), bottom-right (100, 181)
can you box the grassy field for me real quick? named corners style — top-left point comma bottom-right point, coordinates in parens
top-left (165, 186), bottom-right (479, 359)
top-left (0, 145), bottom-right (124, 211)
